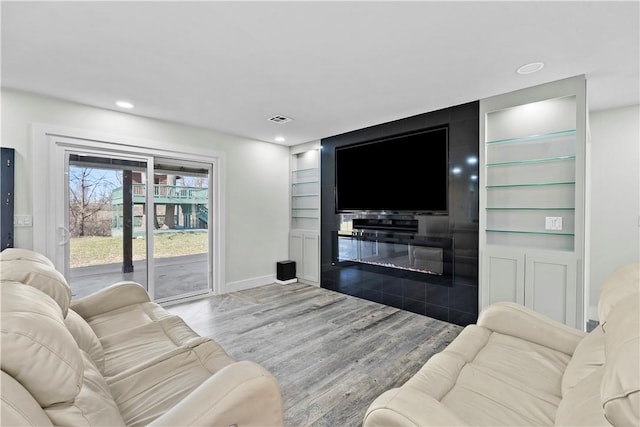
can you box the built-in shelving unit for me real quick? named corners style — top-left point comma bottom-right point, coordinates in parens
top-left (291, 166), bottom-right (320, 231)
top-left (289, 145), bottom-right (320, 285)
top-left (479, 76), bottom-right (588, 329)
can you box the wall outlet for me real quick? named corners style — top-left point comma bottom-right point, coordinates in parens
top-left (545, 216), bottom-right (563, 231)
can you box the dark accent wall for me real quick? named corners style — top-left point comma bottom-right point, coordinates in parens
top-left (320, 101), bottom-right (479, 326)
top-left (1, 147), bottom-right (15, 250)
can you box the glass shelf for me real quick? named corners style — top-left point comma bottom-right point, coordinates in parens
top-left (292, 217), bottom-right (319, 228)
top-left (292, 208), bottom-right (319, 219)
top-left (486, 155), bottom-right (575, 167)
top-left (486, 181), bottom-right (575, 188)
top-left (292, 168), bottom-right (319, 186)
top-left (292, 167), bottom-right (319, 173)
top-left (292, 179), bottom-right (319, 198)
top-left (486, 184), bottom-right (574, 208)
top-left (486, 231), bottom-right (574, 251)
top-left (486, 229), bottom-right (575, 236)
top-left (486, 129), bottom-right (576, 145)
top-left (486, 207), bottom-right (575, 211)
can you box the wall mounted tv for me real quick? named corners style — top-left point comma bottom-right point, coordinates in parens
top-left (335, 126), bottom-right (448, 213)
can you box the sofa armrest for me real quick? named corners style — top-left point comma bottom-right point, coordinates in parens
top-left (70, 281), bottom-right (151, 319)
top-left (148, 360), bottom-right (283, 427)
top-left (1, 371), bottom-right (53, 426)
top-left (363, 388), bottom-right (466, 426)
top-left (477, 301), bottom-right (586, 355)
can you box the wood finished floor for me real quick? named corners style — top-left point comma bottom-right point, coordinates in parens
top-left (166, 282), bottom-right (463, 427)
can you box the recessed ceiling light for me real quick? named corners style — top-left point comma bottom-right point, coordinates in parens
top-left (516, 62), bottom-right (545, 75)
top-left (275, 136), bottom-right (286, 142)
top-left (116, 100), bottom-right (134, 109)
top-left (452, 167), bottom-right (462, 175)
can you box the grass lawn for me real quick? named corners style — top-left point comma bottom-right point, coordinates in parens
top-left (70, 231), bottom-right (208, 268)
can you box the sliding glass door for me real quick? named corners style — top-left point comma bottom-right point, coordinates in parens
top-left (152, 158), bottom-right (211, 300)
top-left (66, 152), bottom-right (150, 299)
top-left (60, 146), bottom-right (213, 301)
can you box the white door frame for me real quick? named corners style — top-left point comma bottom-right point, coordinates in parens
top-left (31, 123), bottom-right (225, 297)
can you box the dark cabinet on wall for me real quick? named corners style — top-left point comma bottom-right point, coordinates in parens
top-left (1, 147), bottom-right (15, 249)
top-left (320, 101), bottom-right (480, 326)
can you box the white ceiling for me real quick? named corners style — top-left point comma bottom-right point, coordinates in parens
top-left (2, 1), bottom-right (639, 146)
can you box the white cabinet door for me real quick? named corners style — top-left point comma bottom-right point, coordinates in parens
top-left (289, 231), bottom-right (319, 284)
top-left (290, 231), bottom-right (304, 278)
top-left (481, 248), bottom-right (580, 328)
top-left (525, 252), bottom-right (578, 327)
top-left (481, 248), bottom-right (525, 308)
top-left (301, 233), bottom-right (319, 283)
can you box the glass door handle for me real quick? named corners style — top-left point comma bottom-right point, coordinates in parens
top-left (57, 226), bottom-right (70, 246)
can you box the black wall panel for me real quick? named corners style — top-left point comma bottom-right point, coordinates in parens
top-left (1, 147), bottom-right (15, 250)
top-left (320, 101), bottom-right (480, 326)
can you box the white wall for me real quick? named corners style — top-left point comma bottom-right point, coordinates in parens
top-left (1, 88), bottom-right (291, 289)
top-left (4, 88), bottom-right (638, 312)
top-left (588, 104), bottom-right (640, 319)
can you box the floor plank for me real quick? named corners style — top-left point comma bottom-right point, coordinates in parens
top-left (166, 283), bottom-right (463, 427)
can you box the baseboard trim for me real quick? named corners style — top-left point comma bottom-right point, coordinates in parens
top-left (225, 274), bottom-right (276, 293)
top-left (275, 278), bottom-right (298, 285)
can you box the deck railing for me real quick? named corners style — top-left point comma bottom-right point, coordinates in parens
top-left (112, 184), bottom-right (208, 205)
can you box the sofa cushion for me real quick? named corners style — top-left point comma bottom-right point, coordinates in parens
top-left (107, 340), bottom-right (235, 426)
top-left (98, 315), bottom-right (211, 378)
top-left (597, 262), bottom-right (640, 324)
top-left (0, 259), bottom-right (72, 317)
top-left (0, 282), bottom-right (83, 406)
top-left (399, 325), bottom-right (571, 426)
top-left (44, 351), bottom-right (125, 426)
top-left (440, 331), bottom-right (570, 425)
top-left (555, 367), bottom-right (612, 426)
top-left (65, 309), bottom-right (105, 372)
top-left (76, 297), bottom-right (215, 377)
top-left (80, 300), bottom-right (172, 338)
top-left (561, 325), bottom-right (605, 396)
top-left (0, 247), bottom-right (55, 267)
top-left (601, 294), bottom-right (640, 427)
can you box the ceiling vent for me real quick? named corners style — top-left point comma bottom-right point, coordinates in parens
top-left (267, 115), bottom-right (293, 124)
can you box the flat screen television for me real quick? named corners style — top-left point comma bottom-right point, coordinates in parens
top-left (335, 126), bottom-right (448, 213)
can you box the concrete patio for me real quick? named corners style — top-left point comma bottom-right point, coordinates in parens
top-left (69, 253), bottom-right (209, 300)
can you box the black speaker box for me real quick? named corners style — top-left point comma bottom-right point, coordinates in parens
top-left (277, 260), bottom-right (296, 281)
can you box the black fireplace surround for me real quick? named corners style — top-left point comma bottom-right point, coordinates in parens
top-left (320, 101), bottom-right (479, 326)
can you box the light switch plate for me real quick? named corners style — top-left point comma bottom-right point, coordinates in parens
top-left (14, 215), bottom-right (33, 227)
top-left (545, 216), bottom-right (563, 231)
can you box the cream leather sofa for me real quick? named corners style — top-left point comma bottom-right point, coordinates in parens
top-left (0, 248), bottom-right (283, 426)
top-left (364, 262), bottom-right (639, 426)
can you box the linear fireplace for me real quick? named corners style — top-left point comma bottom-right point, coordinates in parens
top-left (334, 224), bottom-right (454, 286)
